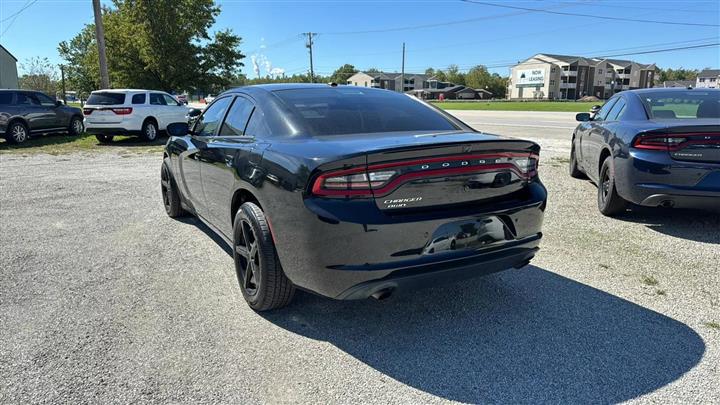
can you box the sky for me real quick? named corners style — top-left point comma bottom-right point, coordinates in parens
top-left (1, 0), bottom-right (718, 78)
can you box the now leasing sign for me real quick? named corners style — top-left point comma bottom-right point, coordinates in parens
top-left (517, 69), bottom-right (545, 87)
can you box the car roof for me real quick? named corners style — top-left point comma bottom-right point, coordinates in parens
top-left (631, 87), bottom-right (719, 95)
top-left (90, 89), bottom-right (167, 93)
top-left (221, 83), bottom-right (393, 98)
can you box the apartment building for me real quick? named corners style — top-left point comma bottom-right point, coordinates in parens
top-left (696, 69), bottom-right (719, 89)
top-left (0, 44), bottom-right (19, 89)
top-left (507, 53), bottom-right (656, 100)
top-left (346, 71), bottom-right (430, 92)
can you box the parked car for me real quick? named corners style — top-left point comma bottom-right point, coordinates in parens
top-left (0, 89), bottom-right (84, 144)
top-left (83, 89), bottom-right (188, 143)
top-left (570, 88), bottom-right (719, 215)
top-left (161, 84), bottom-right (546, 310)
top-left (176, 94), bottom-right (188, 105)
top-left (204, 94), bottom-right (215, 104)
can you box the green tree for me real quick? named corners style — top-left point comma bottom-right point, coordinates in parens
top-left (58, 26), bottom-right (100, 96)
top-left (59, 0), bottom-right (244, 93)
top-left (424, 67), bottom-right (435, 77)
top-left (657, 67), bottom-right (699, 82)
top-left (445, 64), bottom-right (465, 86)
top-left (18, 57), bottom-right (59, 96)
top-left (329, 64), bottom-right (358, 84)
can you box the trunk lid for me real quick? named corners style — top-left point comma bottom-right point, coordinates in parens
top-left (308, 131), bottom-right (540, 211)
top-left (637, 120), bottom-right (720, 164)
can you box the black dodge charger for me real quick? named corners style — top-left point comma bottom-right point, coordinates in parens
top-left (161, 84), bottom-right (546, 310)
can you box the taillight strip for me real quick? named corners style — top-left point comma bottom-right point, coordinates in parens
top-left (367, 152), bottom-right (537, 170)
top-left (633, 133), bottom-right (720, 151)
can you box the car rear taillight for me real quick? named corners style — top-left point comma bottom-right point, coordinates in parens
top-left (311, 153), bottom-right (539, 197)
top-left (83, 108), bottom-right (93, 115)
top-left (111, 107), bottom-right (133, 115)
top-left (633, 133), bottom-right (720, 151)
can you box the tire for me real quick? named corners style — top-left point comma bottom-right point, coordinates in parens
top-left (160, 159), bottom-right (187, 218)
top-left (233, 202), bottom-right (294, 311)
top-left (69, 116), bottom-right (84, 136)
top-left (5, 121), bottom-right (29, 144)
top-left (142, 119), bottom-right (158, 142)
top-left (569, 139), bottom-right (586, 179)
top-left (95, 135), bottom-right (113, 143)
top-left (597, 156), bottom-right (628, 216)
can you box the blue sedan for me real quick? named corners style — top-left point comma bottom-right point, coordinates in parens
top-left (570, 88), bottom-right (719, 216)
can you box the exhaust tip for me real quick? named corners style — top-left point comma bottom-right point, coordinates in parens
top-left (371, 288), bottom-right (394, 301)
top-left (659, 200), bottom-right (675, 208)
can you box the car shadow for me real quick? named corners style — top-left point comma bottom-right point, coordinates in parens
top-left (617, 206), bottom-right (720, 244)
top-left (0, 131), bottom-right (80, 150)
top-left (259, 266), bottom-right (704, 403)
top-left (176, 216), bottom-right (233, 256)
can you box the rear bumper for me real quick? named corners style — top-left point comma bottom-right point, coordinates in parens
top-left (271, 181), bottom-right (547, 299)
top-left (615, 150), bottom-right (720, 209)
top-left (84, 127), bottom-right (141, 136)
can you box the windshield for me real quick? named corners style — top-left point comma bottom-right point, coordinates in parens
top-left (273, 87), bottom-right (459, 136)
top-left (638, 90), bottom-right (719, 119)
top-left (87, 92), bottom-right (127, 105)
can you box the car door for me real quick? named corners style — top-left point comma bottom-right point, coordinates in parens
top-left (18, 92), bottom-right (55, 131)
top-left (162, 94), bottom-right (187, 127)
top-left (581, 97), bottom-right (619, 180)
top-left (198, 95), bottom-right (261, 237)
top-left (34, 92), bottom-right (68, 130)
top-left (149, 93), bottom-right (169, 128)
top-left (177, 96), bottom-right (233, 218)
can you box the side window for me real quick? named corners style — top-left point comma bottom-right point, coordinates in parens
top-left (594, 98), bottom-right (619, 122)
top-left (606, 98), bottom-right (627, 121)
top-left (219, 97), bottom-right (254, 136)
top-left (193, 97), bottom-right (232, 136)
top-left (0, 92), bottom-right (13, 105)
top-left (132, 93), bottom-right (146, 104)
top-left (244, 109), bottom-right (271, 137)
top-left (36, 93), bottom-right (56, 107)
top-left (163, 94), bottom-right (179, 106)
top-left (149, 93), bottom-right (166, 105)
top-left (17, 93), bottom-right (39, 106)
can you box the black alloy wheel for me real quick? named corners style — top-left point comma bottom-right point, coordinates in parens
top-left (160, 160), bottom-right (186, 218)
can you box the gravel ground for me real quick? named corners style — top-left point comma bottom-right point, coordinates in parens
top-left (1, 111), bottom-right (718, 403)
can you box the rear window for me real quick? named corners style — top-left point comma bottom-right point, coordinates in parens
top-left (639, 90), bottom-right (719, 119)
top-left (87, 92), bottom-right (126, 105)
top-left (273, 88), bottom-right (458, 136)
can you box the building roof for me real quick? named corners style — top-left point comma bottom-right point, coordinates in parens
top-left (698, 69), bottom-right (720, 77)
top-left (662, 80), bottom-right (696, 88)
top-left (361, 71), bottom-right (429, 81)
top-left (0, 44), bottom-right (18, 62)
top-left (535, 53), bottom-right (594, 65)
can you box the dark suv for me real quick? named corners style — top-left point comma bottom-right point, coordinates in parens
top-left (0, 90), bottom-right (84, 144)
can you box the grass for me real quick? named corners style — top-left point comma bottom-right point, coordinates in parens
top-left (0, 132), bottom-right (165, 155)
top-left (432, 101), bottom-right (599, 112)
top-left (706, 322), bottom-right (720, 330)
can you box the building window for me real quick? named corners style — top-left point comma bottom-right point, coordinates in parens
top-left (562, 66), bottom-right (569, 71)
top-left (700, 78), bottom-right (706, 82)
top-left (598, 69), bottom-right (603, 74)
top-left (550, 79), bottom-right (555, 85)
top-left (551, 67), bottom-right (556, 73)
top-left (710, 78), bottom-right (717, 82)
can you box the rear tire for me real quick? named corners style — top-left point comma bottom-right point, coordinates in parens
top-left (142, 119), bottom-right (158, 142)
top-left (161, 159), bottom-right (187, 218)
top-left (569, 140), bottom-right (586, 179)
top-left (69, 116), bottom-right (84, 136)
top-left (95, 135), bottom-right (113, 143)
top-left (598, 156), bottom-right (628, 216)
top-left (5, 121), bottom-right (29, 144)
top-left (233, 202), bottom-right (294, 311)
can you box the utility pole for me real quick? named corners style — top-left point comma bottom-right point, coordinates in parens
top-left (60, 65), bottom-right (67, 105)
top-left (92, 0), bottom-right (110, 89)
top-left (303, 32), bottom-right (315, 83)
top-left (400, 42), bottom-right (405, 93)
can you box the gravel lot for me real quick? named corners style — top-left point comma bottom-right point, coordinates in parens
top-left (1, 110), bottom-right (718, 403)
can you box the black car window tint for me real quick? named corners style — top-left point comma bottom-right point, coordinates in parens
top-left (606, 98), bottom-right (626, 121)
top-left (594, 98), bottom-right (619, 122)
top-left (163, 94), bottom-right (178, 106)
top-left (36, 93), bottom-right (56, 107)
top-left (273, 88), bottom-right (458, 136)
top-left (0, 93), bottom-right (12, 105)
top-left (194, 97), bottom-right (232, 136)
top-left (132, 93), bottom-right (146, 104)
top-left (87, 92), bottom-right (126, 105)
top-left (220, 97), bottom-right (254, 136)
top-left (244, 109), bottom-right (271, 138)
top-left (150, 93), bottom-right (166, 105)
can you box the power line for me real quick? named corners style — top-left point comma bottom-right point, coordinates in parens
top-left (322, 1), bottom-right (584, 35)
top-left (460, 0), bottom-right (720, 27)
top-left (0, 0), bottom-right (36, 23)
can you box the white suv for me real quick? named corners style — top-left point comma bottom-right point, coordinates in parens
top-left (83, 89), bottom-right (188, 143)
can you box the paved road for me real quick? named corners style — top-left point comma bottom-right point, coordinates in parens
top-left (1, 111), bottom-right (718, 403)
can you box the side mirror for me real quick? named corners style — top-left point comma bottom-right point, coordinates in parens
top-left (576, 112), bottom-right (591, 122)
top-left (167, 122), bottom-right (190, 137)
top-left (56, 100), bottom-right (64, 107)
top-left (187, 108), bottom-right (202, 118)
